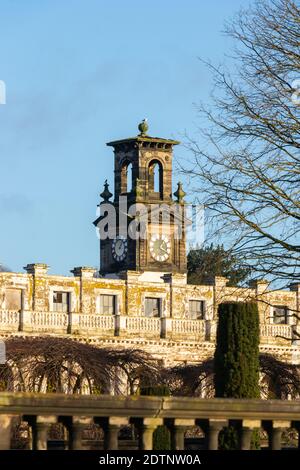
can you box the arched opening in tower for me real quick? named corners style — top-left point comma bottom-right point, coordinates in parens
top-left (121, 161), bottom-right (133, 193)
top-left (148, 160), bottom-right (163, 199)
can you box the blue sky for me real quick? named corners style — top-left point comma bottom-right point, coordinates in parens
top-left (0, 0), bottom-right (249, 275)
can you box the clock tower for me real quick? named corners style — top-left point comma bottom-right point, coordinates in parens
top-left (94, 121), bottom-right (187, 277)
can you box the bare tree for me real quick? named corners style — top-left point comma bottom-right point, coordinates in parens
top-left (164, 354), bottom-right (300, 398)
top-left (0, 337), bottom-right (161, 395)
top-left (183, 0), bottom-right (300, 289)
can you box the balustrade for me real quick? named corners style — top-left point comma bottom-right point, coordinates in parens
top-left (0, 309), bottom-right (296, 346)
top-left (260, 324), bottom-right (292, 340)
top-left (0, 393), bottom-right (300, 451)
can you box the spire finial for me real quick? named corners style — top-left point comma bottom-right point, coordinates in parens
top-left (138, 118), bottom-right (149, 136)
top-left (100, 179), bottom-right (112, 202)
top-left (173, 181), bottom-right (186, 203)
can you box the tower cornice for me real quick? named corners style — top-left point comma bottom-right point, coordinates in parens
top-left (107, 135), bottom-right (180, 150)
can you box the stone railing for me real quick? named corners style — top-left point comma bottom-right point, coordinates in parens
top-left (0, 310), bottom-right (207, 342)
top-left (260, 324), bottom-right (292, 341)
top-left (0, 310), bottom-right (297, 346)
top-left (0, 310), bottom-right (19, 331)
top-left (171, 318), bottom-right (206, 336)
top-left (0, 392), bottom-right (300, 450)
top-left (31, 311), bottom-right (69, 332)
top-left (125, 316), bottom-right (161, 334)
top-left (78, 314), bottom-right (115, 332)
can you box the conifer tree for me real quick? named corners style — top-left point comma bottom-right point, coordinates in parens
top-left (214, 302), bottom-right (260, 449)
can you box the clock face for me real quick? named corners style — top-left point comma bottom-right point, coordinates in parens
top-left (149, 234), bottom-right (171, 262)
top-left (112, 236), bottom-right (128, 262)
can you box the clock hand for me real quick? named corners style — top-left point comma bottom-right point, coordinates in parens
top-left (158, 241), bottom-right (168, 254)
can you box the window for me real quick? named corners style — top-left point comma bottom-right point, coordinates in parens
top-left (100, 294), bottom-right (116, 315)
top-left (53, 292), bottom-right (69, 313)
top-left (273, 305), bottom-right (289, 325)
top-left (145, 297), bottom-right (161, 317)
top-left (189, 300), bottom-right (205, 319)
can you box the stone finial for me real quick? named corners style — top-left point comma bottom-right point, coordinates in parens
top-left (138, 118), bottom-right (149, 136)
top-left (71, 267), bottom-right (97, 278)
top-left (100, 180), bottom-right (113, 202)
top-left (24, 263), bottom-right (49, 276)
top-left (173, 182), bottom-right (186, 203)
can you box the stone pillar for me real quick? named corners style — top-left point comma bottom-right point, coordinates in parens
top-left (34, 415), bottom-right (57, 451)
top-left (137, 418), bottom-right (163, 450)
top-left (205, 320), bottom-right (217, 342)
top-left (292, 422), bottom-right (300, 449)
top-left (207, 276), bottom-right (229, 324)
top-left (102, 417), bottom-right (129, 450)
top-left (27, 425), bottom-right (33, 450)
top-left (271, 428), bottom-right (283, 450)
top-left (168, 419), bottom-right (194, 450)
top-left (68, 416), bottom-right (93, 450)
top-left (18, 289), bottom-right (26, 331)
top-left (24, 263), bottom-right (49, 277)
top-left (23, 263), bottom-right (49, 312)
top-left (70, 266), bottom-right (96, 315)
top-left (68, 312), bottom-right (80, 334)
top-left (240, 420), bottom-right (261, 450)
top-left (35, 423), bottom-right (50, 450)
top-left (71, 424), bottom-right (86, 450)
top-left (160, 317), bottom-right (172, 339)
top-left (114, 313), bottom-right (126, 337)
top-left (0, 415), bottom-right (15, 449)
top-left (19, 310), bottom-right (32, 332)
top-left (269, 421), bottom-right (290, 450)
top-left (240, 427), bottom-right (252, 450)
top-left (207, 419), bottom-right (227, 450)
top-left (105, 425), bottom-right (120, 450)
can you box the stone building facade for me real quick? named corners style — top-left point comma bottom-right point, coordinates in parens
top-left (0, 266), bottom-right (299, 366)
top-left (0, 123), bottom-right (299, 367)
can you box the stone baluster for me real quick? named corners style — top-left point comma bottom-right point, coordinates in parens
top-left (270, 421), bottom-right (291, 450)
top-left (240, 420), bottom-right (261, 450)
top-left (167, 419), bottom-right (195, 450)
top-left (136, 418), bottom-right (163, 450)
top-left (0, 414), bottom-right (15, 449)
top-left (267, 420), bottom-right (290, 450)
top-left (271, 428), bottom-right (283, 450)
top-left (62, 416), bottom-right (92, 450)
top-left (33, 415), bottom-right (57, 450)
top-left (98, 417), bottom-right (129, 450)
top-left (207, 419), bottom-right (228, 450)
top-left (292, 422), bottom-right (300, 449)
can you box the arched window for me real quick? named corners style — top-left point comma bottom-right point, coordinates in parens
top-left (121, 161), bottom-right (133, 193)
top-left (148, 160), bottom-right (163, 198)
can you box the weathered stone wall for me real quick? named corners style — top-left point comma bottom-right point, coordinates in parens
top-left (0, 266), bottom-right (299, 366)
